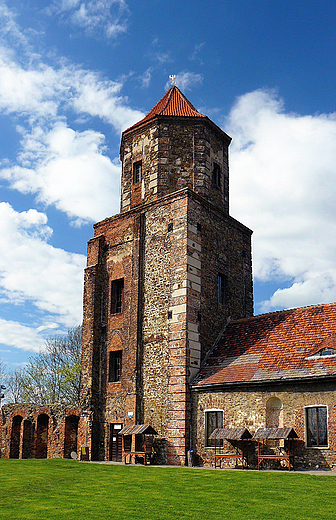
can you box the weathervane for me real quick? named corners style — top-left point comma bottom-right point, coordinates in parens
top-left (169, 75), bottom-right (177, 86)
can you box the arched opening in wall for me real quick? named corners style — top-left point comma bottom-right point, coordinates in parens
top-left (9, 415), bottom-right (23, 459)
top-left (64, 416), bottom-right (79, 458)
top-left (266, 397), bottom-right (283, 428)
top-left (35, 414), bottom-right (49, 459)
top-left (22, 420), bottom-right (34, 459)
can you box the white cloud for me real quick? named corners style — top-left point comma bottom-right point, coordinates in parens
top-left (139, 68), bottom-right (152, 89)
top-left (0, 43), bottom-right (143, 132)
top-left (0, 202), bottom-right (85, 327)
top-left (1, 122), bottom-right (121, 223)
top-left (52, 0), bottom-right (129, 39)
top-left (0, 318), bottom-right (52, 352)
top-left (227, 89), bottom-right (336, 311)
top-left (165, 71), bottom-right (203, 91)
top-left (190, 43), bottom-right (205, 65)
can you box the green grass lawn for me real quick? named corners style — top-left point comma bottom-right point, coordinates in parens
top-left (0, 459), bottom-right (335, 520)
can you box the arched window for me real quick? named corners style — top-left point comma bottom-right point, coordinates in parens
top-left (266, 397), bottom-right (283, 428)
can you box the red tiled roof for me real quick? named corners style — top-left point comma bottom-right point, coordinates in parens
top-left (192, 303), bottom-right (336, 387)
top-left (123, 86), bottom-right (206, 134)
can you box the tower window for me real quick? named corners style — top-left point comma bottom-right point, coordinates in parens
top-left (212, 162), bottom-right (221, 188)
top-left (306, 406), bottom-right (328, 447)
top-left (108, 351), bottom-right (122, 382)
top-left (111, 279), bottom-right (124, 314)
top-left (217, 273), bottom-right (227, 306)
top-left (133, 161), bottom-right (142, 184)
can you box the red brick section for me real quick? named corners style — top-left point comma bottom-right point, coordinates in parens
top-left (193, 303), bottom-right (336, 387)
top-left (0, 404), bottom-right (84, 460)
top-left (124, 86), bottom-right (206, 134)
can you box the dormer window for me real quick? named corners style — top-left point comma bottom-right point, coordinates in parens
top-left (133, 161), bottom-right (142, 184)
top-left (212, 162), bottom-right (221, 188)
top-left (306, 347), bottom-right (336, 359)
top-left (319, 348), bottom-right (336, 357)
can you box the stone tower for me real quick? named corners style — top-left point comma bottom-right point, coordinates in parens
top-left (81, 86), bottom-right (253, 464)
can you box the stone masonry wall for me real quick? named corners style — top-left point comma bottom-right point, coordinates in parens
top-left (81, 185), bottom-right (253, 464)
top-left (120, 118), bottom-right (231, 216)
top-left (141, 191), bottom-right (189, 464)
top-left (192, 382), bottom-right (336, 470)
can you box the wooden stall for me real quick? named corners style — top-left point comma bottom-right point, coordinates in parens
top-left (210, 428), bottom-right (252, 469)
top-left (253, 427), bottom-right (298, 471)
top-left (119, 424), bottom-right (158, 465)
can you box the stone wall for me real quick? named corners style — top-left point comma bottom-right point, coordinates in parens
top-left (192, 382), bottom-right (336, 470)
top-left (120, 118), bottom-right (231, 215)
top-left (81, 185), bottom-right (253, 464)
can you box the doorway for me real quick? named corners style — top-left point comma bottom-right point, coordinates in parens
top-left (109, 423), bottom-right (123, 461)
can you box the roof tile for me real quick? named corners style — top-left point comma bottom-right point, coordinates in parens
top-left (193, 303), bottom-right (336, 387)
top-left (123, 86), bottom-right (206, 133)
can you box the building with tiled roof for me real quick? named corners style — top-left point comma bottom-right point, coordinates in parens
top-left (192, 303), bottom-right (336, 388)
top-left (192, 303), bottom-right (336, 469)
top-left (2, 84), bottom-right (336, 470)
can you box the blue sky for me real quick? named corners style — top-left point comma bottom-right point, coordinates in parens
top-left (1, 0), bottom-right (336, 369)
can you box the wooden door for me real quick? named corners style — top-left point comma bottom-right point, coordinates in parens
top-left (109, 423), bottom-right (123, 461)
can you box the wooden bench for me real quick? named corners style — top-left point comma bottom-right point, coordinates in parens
top-left (123, 451), bottom-right (152, 465)
top-left (257, 453), bottom-right (294, 471)
top-left (214, 453), bottom-right (245, 469)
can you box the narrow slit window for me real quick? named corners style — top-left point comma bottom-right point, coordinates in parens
top-left (212, 162), bottom-right (221, 188)
top-left (133, 161), bottom-right (142, 184)
top-left (111, 279), bottom-right (124, 314)
top-left (108, 351), bottom-right (122, 382)
top-left (217, 273), bottom-right (227, 306)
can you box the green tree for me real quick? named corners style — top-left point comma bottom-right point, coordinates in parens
top-left (19, 326), bottom-right (82, 406)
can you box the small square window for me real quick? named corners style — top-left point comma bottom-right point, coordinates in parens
top-left (212, 163), bottom-right (221, 188)
top-left (108, 351), bottom-right (122, 382)
top-left (133, 161), bottom-right (142, 184)
top-left (111, 279), bottom-right (124, 314)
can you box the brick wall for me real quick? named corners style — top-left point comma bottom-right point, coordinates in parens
top-left (0, 404), bottom-right (83, 460)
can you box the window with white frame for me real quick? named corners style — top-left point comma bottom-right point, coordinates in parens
top-left (205, 410), bottom-right (223, 447)
top-left (305, 406), bottom-right (328, 447)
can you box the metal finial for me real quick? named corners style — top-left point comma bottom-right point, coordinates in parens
top-left (169, 75), bottom-right (177, 86)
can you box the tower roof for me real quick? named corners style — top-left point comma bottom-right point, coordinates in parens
top-left (123, 86), bottom-right (206, 134)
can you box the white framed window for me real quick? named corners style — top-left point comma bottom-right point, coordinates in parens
top-left (204, 409), bottom-right (223, 447)
top-left (305, 405), bottom-right (328, 448)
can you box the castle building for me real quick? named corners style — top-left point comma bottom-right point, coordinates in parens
top-left (2, 86), bottom-right (336, 470)
top-left (80, 86), bottom-right (253, 464)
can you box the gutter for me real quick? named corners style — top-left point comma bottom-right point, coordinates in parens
top-left (191, 373), bottom-right (336, 392)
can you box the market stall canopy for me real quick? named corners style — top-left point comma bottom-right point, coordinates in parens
top-left (119, 424), bottom-right (158, 436)
top-left (209, 427), bottom-right (252, 440)
top-left (252, 427), bottom-right (298, 440)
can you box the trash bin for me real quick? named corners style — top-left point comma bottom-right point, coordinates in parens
top-left (187, 450), bottom-right (194, 467)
